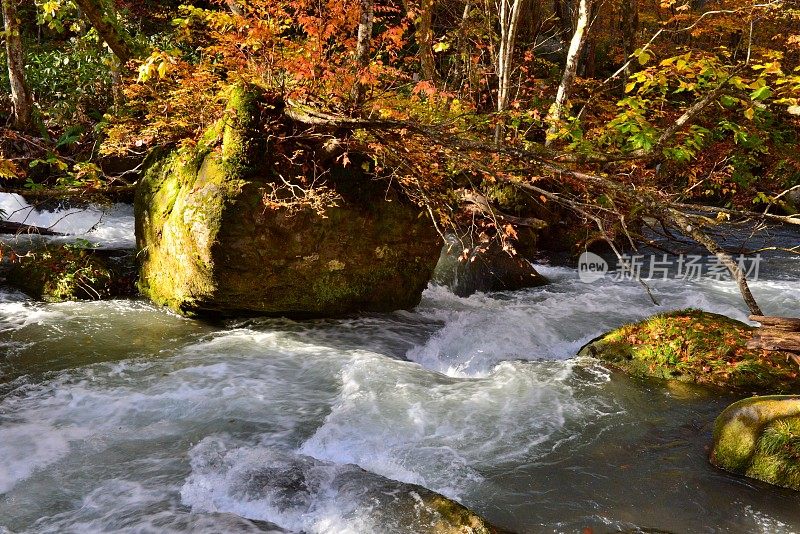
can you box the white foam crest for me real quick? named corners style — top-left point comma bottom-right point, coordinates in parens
top-left (181, 436), bottom-right (363, 533)
top-left (300, 357), bottom-right (614, 500)
top-left (0, 422), bottom-right (88, 494)
top-left (14, 478), bottom-right (279, 534)
top-left (0, 329), bottom-right (359, 494)
top-left (0, 193), bottom-right (134, 248)
top-left (409, 272), bottom-right (800, 377)
top-left (182, 435), bottom-right (504, 534)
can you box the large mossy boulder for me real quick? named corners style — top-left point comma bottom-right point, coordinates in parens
top-left (2, 243), bottom-right (136, 301)
top-left (135, 85), bottom-right (441, 316)
top-left (578, 309), bottom-right (800, 393)
top-left (711, 396), bottom-right (800, 491)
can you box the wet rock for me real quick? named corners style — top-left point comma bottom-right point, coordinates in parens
top-left (2, 243), bottom-right (136, 301)
top-left (710, 395), bottom-right (800, 491)
top-left (433, 236), bottom-right (547, 297)
top-left (184, 440), bottom-right (505, 533)
top-left (577, 309), bottom-right (800, 393)
top-left (135, 85), bottom-right (441, 317)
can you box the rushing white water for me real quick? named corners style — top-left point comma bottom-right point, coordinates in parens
top-left (0, 193), bottom-right (134, 249)
top-left (0, 225), bottom-right (799, 532)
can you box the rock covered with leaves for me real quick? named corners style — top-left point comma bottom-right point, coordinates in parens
top-left (711, 395), bottom-right (800, 491)
top-left (135, 85), bottom-right (441, 317)
top-left (578, 309), bottom-right (800, 394)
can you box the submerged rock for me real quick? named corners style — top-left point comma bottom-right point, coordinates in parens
top-left (578, 309), bottom-right (800, 393)
top-left (182, 440), bottom-right (504, 533)
top-left (710, 395), bottom-right (800, 491)
top-left (2, 243), bottom-right (136, 301)
top-left (135, 85), bottom-right (441, 316)
top-left (433, 235), bottom-right (547, 297)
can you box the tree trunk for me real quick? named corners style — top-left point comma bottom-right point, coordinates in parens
top-left (553, 0), bottom-right (573, 44)
top-left (415, 0), bottom-right (438, 81)
top-left (495, 0), bottom-right (525, 144)
top-left (545, 0), bottom-right (591, 145)
top-left (620, 0), bottom-right (638, 85)
top-left (666, 208), bottom-right (763, 316)
top-left (72, 0), bottom-right (134, 64)
top-left (2, 0), bottom-right (34, 132)
top-left (353, 0), bottom-right (374, 107)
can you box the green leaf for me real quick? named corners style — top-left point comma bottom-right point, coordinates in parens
top-left (750, 86), bottom-right (772, 101)
top-left (637, 52), bottom-right (651, 66)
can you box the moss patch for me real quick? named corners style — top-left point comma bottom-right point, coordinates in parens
top-left (135, 84), bottom-right (441, 317)
top-left (578, 309), bottom-right (800, 393)
top-left (418, 494), bottom-right (500, 534)
top-left (748, 415), bottom-right (800, 490)
top-left (710, 395), bottom-right (800, 491)
top-left (4, 244), bottom-right (136, 301)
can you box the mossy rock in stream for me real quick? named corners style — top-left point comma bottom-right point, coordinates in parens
top-left (2, 243), bottom-right (136, 301)
top-left (135, 84), bottom-right (441, 316)
top-left (577, 309), bottom-right (800, 394)
top-left (711, 396), bottom-right (800, 491)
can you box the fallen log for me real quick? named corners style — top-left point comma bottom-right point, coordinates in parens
top-left (0, 220), bottom-right (64, 236)
top-left (747, 331), bottom-right (800, 352)
top-left (749, 315), bottom-right (800, 332)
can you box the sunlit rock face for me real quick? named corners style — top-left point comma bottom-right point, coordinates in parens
top-left (135, 85), bottom-right (441, 317)
top-left (711, 396), bottom-right (800, 491)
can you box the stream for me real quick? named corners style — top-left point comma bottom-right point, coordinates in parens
top-left (0, 197), bottom-right (799, 533)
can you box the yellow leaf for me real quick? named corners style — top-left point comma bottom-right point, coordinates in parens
top-left (744, 107), bottom-right (755, 120)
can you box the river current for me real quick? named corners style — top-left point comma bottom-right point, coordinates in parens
top-left (0, 196), bottom-right (799, 533)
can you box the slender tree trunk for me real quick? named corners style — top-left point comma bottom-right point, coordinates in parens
top-left (353, 0), bottom-right (374, 108)
top-left (495, 0), bottom-right (525, 144)
top-left (545, 0), bottom-right (591, 145)
top-left (72, 0), bottom-right (134, 64)
top-left (620, 0), bottom-right (638, 85)
top-left (2, 0), bottom-right (34, 132)
top-left (415, 0), bottom-right (438, 81)
top-left (666, 208), bottom-right (763, 316)
top-left (553, 0), bottom-right (573, 44)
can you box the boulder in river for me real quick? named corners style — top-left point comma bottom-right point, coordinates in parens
top-left (2, 243), bottom-right (136, 301)
top-left (433, 235), bottom-right (547, 297)
top-left (135, 84), bottom-right (441, 316)
top-left (578, 309), bottom-right (800, 393)
top-left (710, 395), bottom-right (800, 491)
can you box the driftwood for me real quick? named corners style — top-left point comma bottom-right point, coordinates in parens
top-left (748, 315), bottom-right (800, 367)
top-left (0, 220), bottom-right (64, 236)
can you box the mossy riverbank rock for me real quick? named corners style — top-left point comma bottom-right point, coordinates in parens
top-left (578, 309), bottom-right (800, 393)
top-left (2, 243), bottom-right (136, 301)
top-left (711, 396), bottom-right (800, 491)
top-left (135, 85), bottom-right (441, 316)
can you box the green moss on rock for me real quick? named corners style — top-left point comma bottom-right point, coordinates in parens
top-left (135, 84), bottom-right (441, 316)
top-left (711, 396), bottom-right (800, 490)
top-left (578, 309), bottom-right (800, 393)
top-left (4, 244), bottom-right (136, 301)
